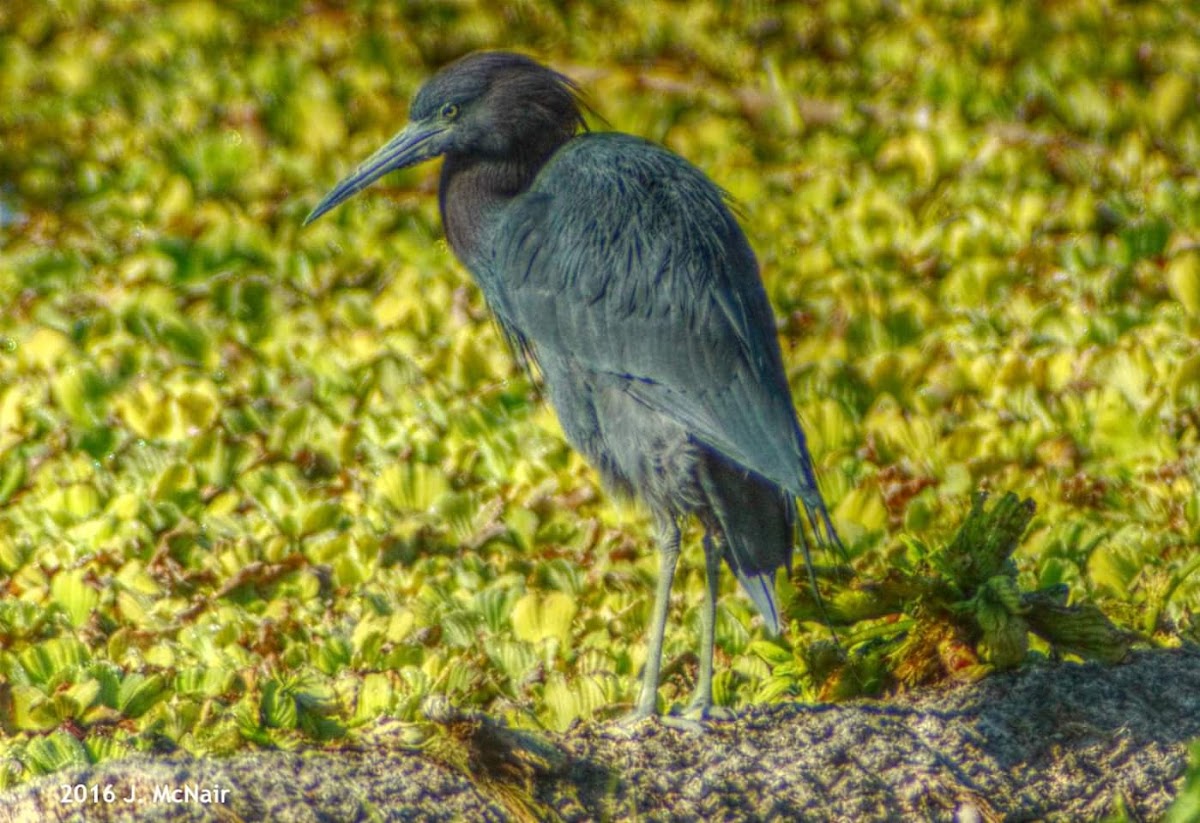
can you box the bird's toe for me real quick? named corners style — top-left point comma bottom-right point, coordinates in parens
top-left (605, 708), bottom-right (658, 738)
top-left (659, 714), bottom-right (710, 734)
top-left (681, 700), bottom-right (735, 723)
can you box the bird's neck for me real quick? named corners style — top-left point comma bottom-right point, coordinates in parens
top-left (439, 154), bottom-right (543, 269)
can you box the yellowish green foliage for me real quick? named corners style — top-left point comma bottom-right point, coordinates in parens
top-left (775, 492), bottom-right (1136, 702)
top-left (0, 0), bottom-right (1198, 799)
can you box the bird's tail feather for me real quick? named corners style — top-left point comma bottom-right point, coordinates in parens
top-left (792, 490), bottom-right (846, 642)
top-left (735, 570), bottom-right (781, 635)
top-left (702, 449), bottom-right (843, 637)
top-left (699, 455), bottom-right (793, 635)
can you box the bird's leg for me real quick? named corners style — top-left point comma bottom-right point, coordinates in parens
top-left (682, 534), bottom-right (733, 721)
top-left (682, 534), bottom-right (719, 718)
top-left (624, 521), bottom-right (681, 723)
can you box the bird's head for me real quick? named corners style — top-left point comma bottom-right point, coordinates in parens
top-left (304, 51), bottom-right (584, 225)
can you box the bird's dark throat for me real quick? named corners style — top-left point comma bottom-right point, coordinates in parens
top-left (439, 151), bottom-right (550, 267)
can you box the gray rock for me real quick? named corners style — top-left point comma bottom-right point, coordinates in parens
top-left (3, 648), bottom-right (1197, 822)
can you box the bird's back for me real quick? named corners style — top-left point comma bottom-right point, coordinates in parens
top-left (483, 132), bottom-right (824, 512)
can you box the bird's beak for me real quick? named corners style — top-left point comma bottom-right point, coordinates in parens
top-left (304, 120), bottom-right (448, 225)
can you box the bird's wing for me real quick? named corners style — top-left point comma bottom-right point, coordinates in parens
top-left (481, 134), bottom-right (826, 511)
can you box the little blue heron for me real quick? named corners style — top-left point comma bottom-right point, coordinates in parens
top-left (306, 51), bottom-right (841, 722)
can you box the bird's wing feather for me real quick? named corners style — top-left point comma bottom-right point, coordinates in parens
top-left (481, 133), bottom-right (824, 507)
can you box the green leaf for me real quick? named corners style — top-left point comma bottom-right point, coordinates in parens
top-left (262, 678), bottom-right (299, 730)
top-left (355, 672), bottom-right (395, 721)
top-left (511, 591), bottom-right (577, 646)
top-left (1119, 218), bottom-right (1170, 264)
top-left (152, 461), bottom-right (196, 502)
top-left (1167, 250), bottom-right (1200, 316)
top-left (0, 454), bottom-right (27, 506)
top-left (20, 638), bottom-right (90, 685)
top-left (50, 568), bottom-right (100, 628)
top-left (22, 730), bottom-right (91, 776)
top-left (118, 672), bottom-right (168, 718)
top-left (749, 638), bottom-right (793, 667)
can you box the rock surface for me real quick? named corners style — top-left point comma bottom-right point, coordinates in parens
top-left (3, 648), bottom-right (1197, 822)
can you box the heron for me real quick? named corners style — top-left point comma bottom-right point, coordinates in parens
top-left (305, 51), bottom-right (841, 722)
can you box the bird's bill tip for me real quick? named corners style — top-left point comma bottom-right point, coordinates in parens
top-left (302, 120), bottom-right (447, 226)
top-left (302, 203), bottom-right (329, 227)
top-left (302, 166), bottom-right (382, 227)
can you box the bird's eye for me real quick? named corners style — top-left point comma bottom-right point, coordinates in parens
top-left (440, 103), bottom-right (459, 120)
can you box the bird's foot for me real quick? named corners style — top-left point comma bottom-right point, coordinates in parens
top-left (680, 698), bottom-right (735, 724)
top-left (607, 709), bottom-right (705, 736)
top-left (606, 702), bottom-right (732, 736)
top-left (658, 703), bottom-right (733, 733)
top-left (658, 715), bottom-right (708, 734)
top-left (606, 702), bottom-right (658, 737)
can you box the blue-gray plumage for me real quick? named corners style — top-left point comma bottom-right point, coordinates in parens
top-left (305, 52), bottom-right (841, 722)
